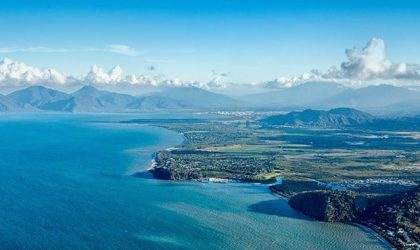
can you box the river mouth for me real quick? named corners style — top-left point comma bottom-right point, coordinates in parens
top-left (0, 114), bottom-right (391, 249)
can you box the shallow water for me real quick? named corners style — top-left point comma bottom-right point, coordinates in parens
top-left (0, 114), bottom-right (391, 249)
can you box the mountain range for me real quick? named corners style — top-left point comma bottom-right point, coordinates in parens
top-left (0, 94), bottom-right (26, 112)
top-left (242, 82), bottom-right (420, 115)
top-left (242, 82), bottom-right (348, 107)
top-left (261, 108), bottom-right (375, 128)
top-left (0, 82), bottom-right (419, 114)
top-left (1, 85), bottom-right (238, 112)
top-left (261, 107), bottom-right (420, 130)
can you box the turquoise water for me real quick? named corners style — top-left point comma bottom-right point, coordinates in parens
top-left (0, 115), bottom-right (391, 249)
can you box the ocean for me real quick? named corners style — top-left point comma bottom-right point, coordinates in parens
top-left (0, 114), bottom-right (391, 249)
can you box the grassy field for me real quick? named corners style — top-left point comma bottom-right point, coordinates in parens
top-left (125, 115), bottom-right (419, 189)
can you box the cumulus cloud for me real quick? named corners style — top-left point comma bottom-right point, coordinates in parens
top-left (2, 38), bottom-right (419, 91)
top-left (0, 58), bottom-right (210, 90)
top-left (264, 38), bottom-right (420, 88)
top-left (206, 70), bottom-right (231, 89)
top-left (263, 71), bottom-right (324, 89)
top-left (122, 73), bottom-right (205, 88)
top-left (339, 38), bottom-right (420, 80)
top-left (0, 58), bottom-right (68, 86)
top-left (82, 64), bottom-right (205, 88)
top-left (84, 65), bottom-right (124, 84)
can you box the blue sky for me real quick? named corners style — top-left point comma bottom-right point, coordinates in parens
top-left (1, 0), bottom-right (420, 85)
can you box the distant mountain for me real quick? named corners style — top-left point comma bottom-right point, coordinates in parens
top-left (155, 87), bottom-right (238, 108)
top-left (67, 85), bottom-right (136, 112)
top-left (127, 86), bottom-right (239, 111)
top-left (3, 85), bottom-right (239, 112)
top-left (262, 108), bottom-right (374, 128)
top-left (381, 101), bottom-right (420, 117)
top-left (324, 84), bottom-right (420, 109)
top-left (240, 83), bottom-right (420, 115)
top-left (126, 95), bottom-right (187, 110)
top-left (2, 83), bottom-right (419, 114)
top-left (0, 94), bottom-right (25, 112)
top-left (8, 85), bottom-right (71, 110)
top-left (364, 115), bottom-right (420, 131)
top-left (6, 85), bottom-right (136, 112)
top-left (241, 82), bottom-right (348, 108)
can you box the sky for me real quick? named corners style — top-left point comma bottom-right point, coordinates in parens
top-left (1, 0), bottom-right (420, 93)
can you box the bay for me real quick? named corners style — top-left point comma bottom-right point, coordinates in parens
top-left (0, 114), bottom-right (390, 249)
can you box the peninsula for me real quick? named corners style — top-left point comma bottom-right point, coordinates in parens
top-left (125, 109), bottom-right (420, 249)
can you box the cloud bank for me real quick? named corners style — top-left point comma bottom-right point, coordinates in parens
top-left (0, 38), bottom-right (419, 92)
top-left (0, 58), bottom-right (208, 90)
top-left (265, 38), bottom-right (420, 88)
top-left (0, 58), bottom-right (68, 86)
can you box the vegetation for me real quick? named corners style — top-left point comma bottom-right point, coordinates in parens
top-left (261, 108), bottom-right (374, 128)
top-left (285, 187), bottom-right (420, 249)
top-left (125, 112), bottom-right (420, 249)
top-left (289, 190), bottom-right (360, 222)
top-left (362, 186), bottom-right (420, 249)
top-left (262, 108), bottom-right (420, 130)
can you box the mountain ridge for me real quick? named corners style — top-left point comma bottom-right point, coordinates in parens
top-left (241, 82), bottom-right (420, 114)
top-left (2, 83), bottom-right (419, 114)
top-left (5, 85), bottom-right (239, 112)
top-left (261, 108), bottom-right (375, 128)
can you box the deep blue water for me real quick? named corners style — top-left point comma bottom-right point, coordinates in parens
top-left (0, 114), bottom-right (391, 249)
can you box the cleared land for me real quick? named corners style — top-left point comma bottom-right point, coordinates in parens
top-left (124, 114), bottom-right (419, 249)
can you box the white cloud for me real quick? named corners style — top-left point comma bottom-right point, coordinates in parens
top-left (0, 44), bottom-right (140, 56)
top-left (0, 58), bottom-right (68, 86)
top-left (84, 65), bottom-right (123, 84)
top-left (263, 71), bottom-right (324, 89)
top-left (339, 38), bottom-right (420, 80)
top-left (86, 44), bottom-right (141, 56)
top-left (264, 38), bottom-right (420, 88)
top-left (105, 44), bottom-right (140, 56)
top-left (0, 47), bottom-right (68, 53)
top-left (0, 58), bottom-right (208, 89)
top-left (206, 70), bottom-right (231, 89)
top-left (2, 38), bottom-right (419, 91)
top-left (122, 73), bottom-right (205, 88)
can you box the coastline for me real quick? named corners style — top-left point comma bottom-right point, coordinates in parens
top-left (0, 114), bottom-right (402, 249)
top-left (352, 223), bottom-right (397, 250)
top-left (147, 154), bottom-right (157, 171)
top-left (271, 183), bottom-right (395, 249)
top-left (132, 124), bottom-right (394, 249)
top-left (123, 124), bottom-right (185, 176)
top-left (145, 126), bottom-right (185, 172)
top-left (148, 154), bottom-right (394, 249)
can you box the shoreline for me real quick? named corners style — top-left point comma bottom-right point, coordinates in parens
top-left (125, 124), bottom-right (185, 176)
top-left (147, 157), bottom-right (394, 249)
top-left (352, 223), bottom-right (397, 250)
top-left (132, 124), bottom-right (395, 249)
top-left (147, 153), bottom-right (157, 171)
top-left (269, 181), bottom-right (403, 249)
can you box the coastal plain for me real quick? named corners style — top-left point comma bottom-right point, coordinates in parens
top-left (125, 112), bottom-right (419, 249)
